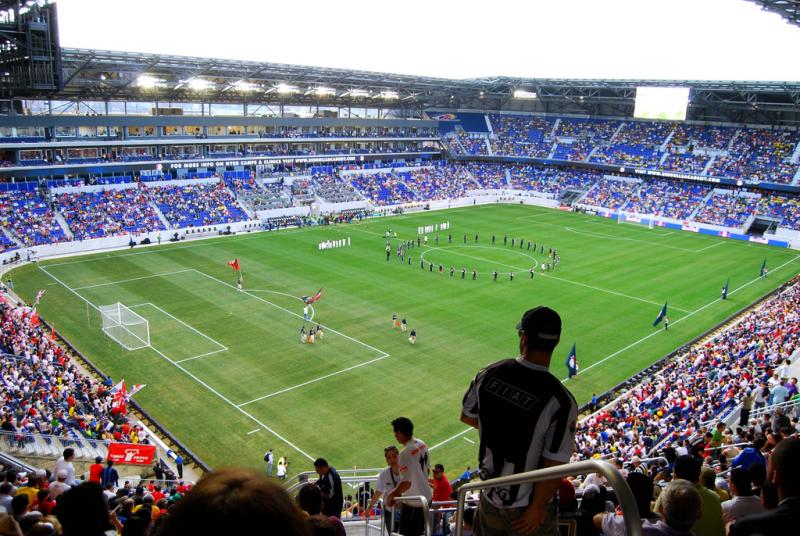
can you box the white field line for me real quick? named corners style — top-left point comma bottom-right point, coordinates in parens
top-left (142, 302), bottom-right (228, 351)
top-left (694, 241), bottom-right (725, 253)
top-left (37, 264), bottom-right (316, 462)
top-left (189, 269), bottom-right (391, 359)
top-left (424, 246), bottom-right (688, 312)
top-left (237, 354), bottom-right (391, 407)
top-left (71, 269), bottom-right (195, 290)
top-left (430, 252), bottom-right (800, 453)
top-left (562, 226), bottom-right (699, 252)
top-left (463, 437), bottom-right (475, 445)
top-left (247, 429), bottom-right (260, 435)
top-left (174, 348), bottom-right (229, 364)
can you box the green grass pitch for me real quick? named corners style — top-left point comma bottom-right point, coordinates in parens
top-left (10, 204), bottom-right (800, 476)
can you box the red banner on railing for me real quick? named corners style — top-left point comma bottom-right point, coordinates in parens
top-left (107, 443), bottom-right (156, 465)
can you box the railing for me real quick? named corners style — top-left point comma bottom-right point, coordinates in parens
top-left (749, 398), bottom-right (800, 420)
top-left (0, 429), bottom-right (111, 461)
top-left (392, 495), bottom-right (432, 536)
top-left (283, 468), bottom-right (382, 493)
top-left (455, 460), bottom-right (642, 536)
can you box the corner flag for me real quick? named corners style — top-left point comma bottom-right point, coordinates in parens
top-left (227, 258), bottom-right (241, 272)
top-left (653, 302), bottom-right (668, 327)
top-left (722, 279), bottom-right (729, 300)
top-left (566, 343), bottom-right (578, 379)
top-left (760, 258), bottom-right (767, 277)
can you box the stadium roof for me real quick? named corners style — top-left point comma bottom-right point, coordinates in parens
top-left (750, 0), bottom-right (800, 28)
top-left (55, 48), bottom-right (800, 115)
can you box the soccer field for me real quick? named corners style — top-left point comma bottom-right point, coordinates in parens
top-left (10, 204), bottom-right (800, 475)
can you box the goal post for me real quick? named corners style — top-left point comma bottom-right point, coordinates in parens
top-left (99, 303), bottom-right (150, 351)
top-left (618, 211), bottom-right (655, 230)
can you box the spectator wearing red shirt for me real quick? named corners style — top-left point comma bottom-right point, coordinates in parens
top-left (88, 456), bottom-right (104, 484)
top-left (430, 463), bottom-right (453, 534)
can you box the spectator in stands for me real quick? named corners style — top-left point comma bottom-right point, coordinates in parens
top-left (594, 472), bottom-right (660, 535)
top-left (461, 306), bottom-right (577, 536)
top-left (155, 468), bottom-right (308, 535)
top-left (313, 459), bottom-right (343, 519)
top-left (55, 482), bottom-right (112, 536)
top-left (365, 445), bottom-right (401, 535)
top-left (54, 449), bottom-right (76, 486)
top-left (101, 460), bottom-right (119, 489)
top-left (0, 482), bottom-right (13, 513)
top-left (729, 436), bottom-right (800, 535)
top-left (722, 467), bottom-right (764, 527)
top-left (733, 437), bottom-right (767, 470)
top-left (645, 479), bottom-right (703, 536)
top-left (385, 417), bottom-right (431, 536)
top-left (655, 455), bottom-right (724, 536)
top-left (48, 471), bottom-right (71, 501)
top-left (88, 457), bottom-right (103, 484)
top-left (430, 464), bottom-right (453, 533)
top-left (296, 483), bottom-right (345, 536)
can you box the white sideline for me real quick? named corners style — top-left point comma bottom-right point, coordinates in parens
top-left (429, 252), bottom-right (800, 453)
top-left (237, 354), bottom-right (391, 407)
top-left (71, 269), bottom-right (195, 290)
top-left (37, 264), bottom-right (316, 462)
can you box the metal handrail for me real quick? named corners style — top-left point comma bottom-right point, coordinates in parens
top-left (285, 474), bottom-right (378, 495)
top-left (391, 495), bottom-right (432, 536)
top-left (749, 398), bottom-right (800, 419)
top-left (455, 460), bottom-right (642, 536)
top-left (282, 468), bottom-right (382, 489)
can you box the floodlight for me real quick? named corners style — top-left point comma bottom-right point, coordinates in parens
top-left (137, 74), bottom-right (163, 89)
top-left (276, 83), bottom-right (298, 94)
top-left (188, 78), bottom-right (212, 91)
top-left (513, 89), bottom-right (537, 100)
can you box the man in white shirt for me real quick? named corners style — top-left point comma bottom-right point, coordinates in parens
top-left (722, 467), bottom-right (765, 527)
top-left (366, 445), bottom-right (402, 535)
top-left (54, 448), bottom-right (76, 486)
top-left (386, 417), bottom-right (431, 536)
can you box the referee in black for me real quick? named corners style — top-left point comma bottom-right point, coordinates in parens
top-left (461, 306), bottom-right (577, 536)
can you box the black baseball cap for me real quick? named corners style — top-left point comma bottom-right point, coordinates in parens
top-left (516, 306), bottom-right (561, 341)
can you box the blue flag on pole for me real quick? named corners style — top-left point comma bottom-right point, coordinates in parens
top-left (760, 258), bottom-right (767, 277)
top-left (566, 343), bottom-right (578, 379)
top-left (722, 279), bottom-right (729, 300)
top-left (653, 302), bottom-right (668, 326)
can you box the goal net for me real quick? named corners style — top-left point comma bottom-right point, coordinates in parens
top-left (617, 211), bottom-right (654, 229)
top-left (99, 303), bottom-right (150, 351)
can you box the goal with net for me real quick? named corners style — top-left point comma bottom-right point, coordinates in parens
top-left (99, 303), bottom-right (150, 350)
top-left (617, 211), bottom-right (655, 229)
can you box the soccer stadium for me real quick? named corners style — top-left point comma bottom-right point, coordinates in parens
top-left (0, 0), bottom-right (800, 534)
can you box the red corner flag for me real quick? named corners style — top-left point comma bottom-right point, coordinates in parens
top-left (227, 258), bottom-right (240, 272)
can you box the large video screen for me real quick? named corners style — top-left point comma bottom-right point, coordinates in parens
top-left (634, 87), bottom-right (690, 121)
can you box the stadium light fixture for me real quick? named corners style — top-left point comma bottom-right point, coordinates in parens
top-left (188, 78), bottom-right (213, 92)
top-left (349, 89), bottom-right (370, 98)
top-left (136, 74), bottom-right (164, 89)
top-left (314, 86), bottom-right (336, 97)
top-left (379, 90), bottom-right (399, 100)
top-left (513, 89), bottom-right (537, 100)
top-left (233, 80), bottom-right (257, 92)
top-left (275, 83), bottom-right (298, 95)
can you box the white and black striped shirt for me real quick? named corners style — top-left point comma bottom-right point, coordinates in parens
top-left (462, 357), bottom-right (577, 508)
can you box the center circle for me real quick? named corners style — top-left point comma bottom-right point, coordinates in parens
top-left (418, 245), bottom-right (539, 276)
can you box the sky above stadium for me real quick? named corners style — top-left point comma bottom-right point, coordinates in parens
top-left (57, 0), bottom-right (800, 81)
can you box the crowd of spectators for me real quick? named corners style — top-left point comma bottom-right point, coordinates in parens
top-left (757, 194), bottom-right (800, 231)
top-left (462, 162), bottom-right (508, 189)
top-left (707, 129), bottom-right (800, 184)
top-left (56, 189), bottom-right (165, 240)
top-left (149, 183), bottom-right (248, 228)
top-left (0, 299), bottom-right (148, 445)
top-left (661, 151), bottom-right (711, 174)
top-left (453, 127), bottom-right (489, 156)
top-left (0, 191), bottom-right (67, 247)
top-left (575, 278), bottom-right (800, 468)
top-left (310, 173), bottom-right (361, 203)
top-left (624, 179), bottom-right (712, 219)
top-left (551, 118), bottom-right (621, 161)
top-left (399, 166), bottom-right (472, 200)
top-left (508, 165), bottom-right (602, 197)
top-left (488, 114), bottom-right (554, 158)
top-left (694, 192), bottom-right (761, 228)
top-left (581, 178), bottom-right (643, 210)
top-left (349, 172), bottom-right (418, 206)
